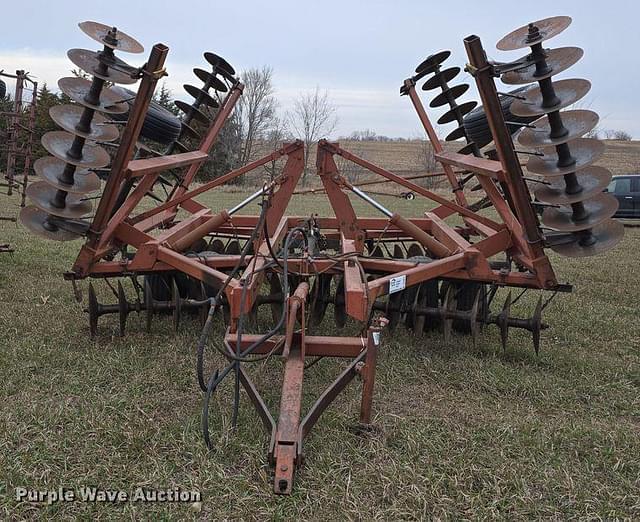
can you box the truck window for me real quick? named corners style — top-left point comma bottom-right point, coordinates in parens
top-left (611, 177), bottom-right (631, 194)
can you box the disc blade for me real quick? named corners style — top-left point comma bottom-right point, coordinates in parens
top-left (225, 240), bottom-right (241, 255)
top-left (67, 48), bottom-right (138, 85)
top-left (181, 121), bottom-right (201, 140)
top-left (437, 101), bottom-right (477, 125)
top-left (549, 219), bottom-right (624, 257)
top-left (49, 104), bottom-right (119, 142)
top-left (541, 193), bottom-right (618, 232)
top-left (193, 68), bottom-right (228, 92)
top-left (78, 21), bottom-right (144, 54)
top-left (502, 47), bottom-right (584, 85)
top-left (184, 84), bottom-right (219, 109)
top-left (510, 79), bottom-right (591, 118)
top-left (58, 77), bottom-right (128, 114)
top-left (457, 142), bottom-right (478, 155)
top-left (26, 181), bottom-right (93, 219)
top-left (334, 277), bottom-right (347, 328)
top-left (203, 52), bottom-right (236, 77)
top-left (445, 125), bottom-right (467, 142)
top-left (407, 244), bottom-right (424, 257)
top-left (415, 50), bottom-right (450, 75)
top-left (42, 131), bottom-right (111, 169)
top-left (517, 110), bottom-right (599, 148)
top-left (526, 138), bottom-right (605, 177)
top-left (422, 67), bottom-right (460, 91)
top-left (175, 100), bottom-right (211, 125)
top-left (534, 166), bottom-right (611, 205)
top-left (310, 273), bottom-right (332, 325)
top-left (34, 157), bottom-right (101, 194)
top-left (19, 206), bottom-right (83, 241)
top-left (496, 16), bottom-right (572, 51)
top-left (429, 84), bottom-right (470, 108)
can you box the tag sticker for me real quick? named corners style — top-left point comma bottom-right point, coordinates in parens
top-left (372, 331), bottom-right (381, 346)
top-left (389, 275), bottom-right (406, 294)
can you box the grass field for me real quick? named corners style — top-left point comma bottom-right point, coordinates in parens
top-left (1, 185), bottom-right (639, 520)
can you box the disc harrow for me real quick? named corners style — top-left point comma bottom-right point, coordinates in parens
top-left (1, 69), bottom-right (38, 252)
top-left (20, 16), bottom-right (624, 496)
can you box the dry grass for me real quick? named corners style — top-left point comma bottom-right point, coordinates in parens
top-left (0, 161), bottom-right (639, 519)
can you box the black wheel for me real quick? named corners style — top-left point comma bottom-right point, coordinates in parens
top-left (110, 86), bottom-right (182, 145)
top-left (462, 86), bottom-right (537, 149)
top-left (0, 79), bottom-right (6, 99)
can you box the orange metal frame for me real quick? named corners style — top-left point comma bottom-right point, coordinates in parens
top-left (63, 39), bottom-right (568, 494)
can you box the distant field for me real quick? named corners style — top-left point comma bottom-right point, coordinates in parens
top-left (1, 177), bottom-right (639, 519)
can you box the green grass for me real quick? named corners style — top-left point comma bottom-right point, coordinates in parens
top-left (0, 189), bottom-right (639, 520)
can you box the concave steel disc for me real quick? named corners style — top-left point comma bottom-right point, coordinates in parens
top-left (496, 16), bottom-right (572, 51)
top-left (518, 110), bottom-right (599, 148)
top-left (526, 138), bottom-right (605, 177)
top-left (501, 47), bottom-right (584, 85)
top-left (67, 49), bottom-right (138, 85)
top-left (406, 244), bottom-right (424, 257)
top-left (174, 100), bottom-right (211, 125)
top-left (437, 101), bottom-right (477, 125)
top-left (19, 206), bottom-right (83, 241)
top-left (334, 276), bottom-right (347, 328)
top-left (183, 84), bottom-right (219, 109)
top-left (34, 157), bottom-right (101, 194)
top-left (457, 142), bottom-right (478, 155)
top-left (193, 68), bottom-right (228, 92)
top-left (429, 84), bottom-right (469, 108)
top-left (172, 141), bottom-right (189, 153)
top-left (534, 166), bottom-right (611, 205)
top-left (78, 21), bottom-right (144, 54)
top-left (415, 50), bottom-right (450, 75)
top-left (446, 125), bottom-right (467, 141)
top-left (58, 77), bottom-right (128, 114)
top-left (422, 67), bottom-right (460, 91)
top-left (181, 121), bottom-right (201, 140)
top-left (549, 219), bottom-right (624, 257)
top-left (541, 193), bottom-right (618, 232)
top-left (510, 78), bottom-right (591, 118)
top-left (41, 131), bottom-right (111, 169)
top-left (26, 181), bottom-right (93, 219)
top-left (49, 104), bottom-right (119, 142)
top-left (309, 273), bottom-right (332, 325)
top-left (203, 52), bottom-right (236, 77)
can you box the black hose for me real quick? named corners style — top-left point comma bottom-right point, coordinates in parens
top-left (201, 226), bottom-right (309, 449)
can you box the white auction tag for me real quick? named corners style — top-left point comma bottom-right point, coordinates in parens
top-left (388, 275), bottom-right (406, 294)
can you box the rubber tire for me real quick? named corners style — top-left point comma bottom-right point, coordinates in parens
top-left (0, 79), bottom-right (6, 99)
top-left (110, 86), bottom-right (182, 145)
top-left (463, 86), bottom-right (538, 149)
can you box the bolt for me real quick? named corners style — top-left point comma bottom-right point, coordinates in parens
top-left (280, 465), bottom-right (288, 472)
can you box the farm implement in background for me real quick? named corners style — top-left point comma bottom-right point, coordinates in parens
top-left (19, 16), bottom-right (622, 494)
top-left (0, 69), bottom-right (37, 253)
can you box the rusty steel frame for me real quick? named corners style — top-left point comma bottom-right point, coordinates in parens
top-left (55, 31), bottom-right (576, 494)
top-left (1, 70), bottom-right (37, 253)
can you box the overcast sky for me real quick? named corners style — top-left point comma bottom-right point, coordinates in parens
top-left (1, 0), bottom-right (638, 139)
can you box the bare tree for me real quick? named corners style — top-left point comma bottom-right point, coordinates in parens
top-left (236, 66), bottom-right (277, 168)
top-left (288, 87), bottom-right (338, 180)
top-left (612, 130), bottom-right (632, 141)
top-left (263, 115), bottom-right (291, 178)
top-left (415, 139), bottom-right (443, 189)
